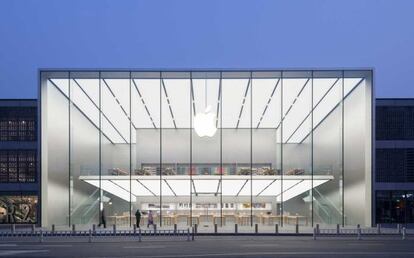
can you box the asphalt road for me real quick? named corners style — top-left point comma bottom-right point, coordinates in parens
top-left (1, 235), bottom-right (414, 257)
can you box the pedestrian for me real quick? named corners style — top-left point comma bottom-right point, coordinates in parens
top-left (147, 210), bottom-right (154, 228)
top-left (98, 208), bottom-right (106, 228)
top-left (135, 208), bottom-right (141, 228)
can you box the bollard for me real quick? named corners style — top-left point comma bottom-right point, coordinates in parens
top-left (316, 224), bottom-right (320, 235)
top-left (88, 229), bottom-right (92, 243)
top-left (187, 228), bottom-right (190, 241)
top-left (92, 224), bottom-right (96, 234)
top-left (138, 227), bottom-right (142, 242)
top-left (377, 224), bottom-right (381, 235)
top-left (275, 224), bottom-right (279, 235)
top-left (235, 224), bottom-right (238, 234)
top-left (194, 224), bottom-right (198, 235)
top-left (295, 224), bottom-right (299, 234)
top-left (191, 227), bottom-right (195, 241)
top-left (357, 227), bottom-right (361, 240)
top-left (214, 224), bottom-right (218, 234)
top-left (154, 224), bottom-right (157, 235)
top-left (11, 224), bottom-right (15, 233)
top-left (52, 224), bottom-right (55, 233)
top-left (397, 224), bottom-right (401, 234)
top-left (313, 227), bottom-right (317, 240)
top-left (174, 224), bottom-right (177, 234)
top-left (357, 224), bottom-right (360, 229)
top-left (336, 224), bottom-right (340, 235)
top-left (255, 224), bottom-right (258, 234)
top-left (133, 224), bottom-right (137, 235)
top-left (113, 224), bottom-right (116, 235)
top-left (31, 224), bottom-right (35, 233)
top-left (402, 227), bottom-right (406, 240)
top-left (72, 224), bottom-right (76, 235)
top-left (39, 230), bottom-right (43, 243)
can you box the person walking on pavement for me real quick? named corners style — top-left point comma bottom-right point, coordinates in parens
top-left (147, 210), bottom-right (154, 228)
top-left (98, 208), bottom-right (106, 228)
top-left (135, 208), bottom-right (141, 228)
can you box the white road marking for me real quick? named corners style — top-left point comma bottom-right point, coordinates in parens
top-left (118, 252), bottom-right (414, 258)
top-left (242, 244), bottom-right (279, 247)
top-left (0, 250), bottom-right (49, 257)
top-left (0, 244), bottom-right (17, 247)
top-left (123, 245), bottom-right (166, 249)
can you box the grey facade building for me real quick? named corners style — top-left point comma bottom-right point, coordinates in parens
top-left (375, 98), bottom-right (414, 225)
top-left (0, 99), bottom-right (39, 224)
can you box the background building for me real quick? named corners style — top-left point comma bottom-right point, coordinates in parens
top-left (40, 69), bottom-right (373, 228)
top-left (0, 99), bottom-right (39, 224)
top-left (375, 98), bottom-right (414, 225)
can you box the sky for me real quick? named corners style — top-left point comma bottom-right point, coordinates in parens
top-left (0, 0), bottom-right (413, 99)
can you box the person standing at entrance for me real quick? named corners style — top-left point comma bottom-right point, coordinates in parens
top-left (135, 209), bottom-right (141, 228)
top-left (147, 210), bottom-right (154, 228)
top-left (98, 208), bottom-right (106, 228)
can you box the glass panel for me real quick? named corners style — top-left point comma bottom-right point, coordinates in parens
top-left (282, 73), bottom-right (312, 228)
top-left (161, 73), bottom-right (191, 227)
top-left (222, 75), bottom-right (251, 229)
top-left (313, 71), bottom-right (343, 226)
top-left (252, 76), bottom-right (281, 231)
top-left (46, 73), bottom-right (70, 226)
top-left (192, 74), bottom-right (222, 229)
top-left (100, 72), bottom-right (131, 228)
top-left (134, 76), bottom-right (161, 228)
top-left (343, 71), bottom-right (369, 226)
top-left (70, 72), bottom-right (100, 226)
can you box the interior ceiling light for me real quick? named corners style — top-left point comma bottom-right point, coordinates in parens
top-left (194, 76), bottom-right (217, 137)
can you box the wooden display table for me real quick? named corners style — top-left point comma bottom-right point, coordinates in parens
top-left (162, 215), bottom-right (176, 226)
top-left (187, 215), bottom-right (200, 226)
top-left (285, 215), bottom-right (308, 226)
top-left (237, 215), bottom-right (251, 226)
top-left (213, 215), bottom-right (226, 225)
top-left (107, 215), bottom-right (129, 226)
top-left (259, 214), bottom-right (282, 225)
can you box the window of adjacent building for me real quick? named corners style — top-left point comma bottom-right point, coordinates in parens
top-left (376, 148), bottom-right (414, 182)
top-left (376, 106), bottom-right (414, 140)
top-left (0, 107), bottom-right (37, 141)
top-left (376, 190), bottom-right (414, 224)
top-left (0, 150), bottom-right (36, 183)
top-left (0, 194), bottom-right (37, 224)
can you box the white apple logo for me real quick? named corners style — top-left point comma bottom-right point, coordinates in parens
top-left (194, 105), bottom-right (217, 137)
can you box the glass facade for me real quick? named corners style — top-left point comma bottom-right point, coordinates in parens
top-left (41, 70), bottom-right (373, 228)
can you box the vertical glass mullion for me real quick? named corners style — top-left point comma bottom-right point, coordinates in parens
top-left (129, 71), bottom-right (132, 227)
top-left (159, 72), bottom-right (163, 227)
top-left (280, 71), bottom-right (284, 227)
top-left (341, 70), bottom-right (345, 226)
top-left (68, 71), bottom-right (72, 227)
top-left (98, 71), bottom-right (102, 226)
top-left (311, 71), bottom-right (314, 227)
top-left (190, 72), bottom-right (193, 226)
top-left (250, 72), bottom-right (253, 227)
top-left (219, 72), bottom-right (223, 227)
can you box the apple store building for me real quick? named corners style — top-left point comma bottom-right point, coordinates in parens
top-left (40, 70), bottom-right (373, 230)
